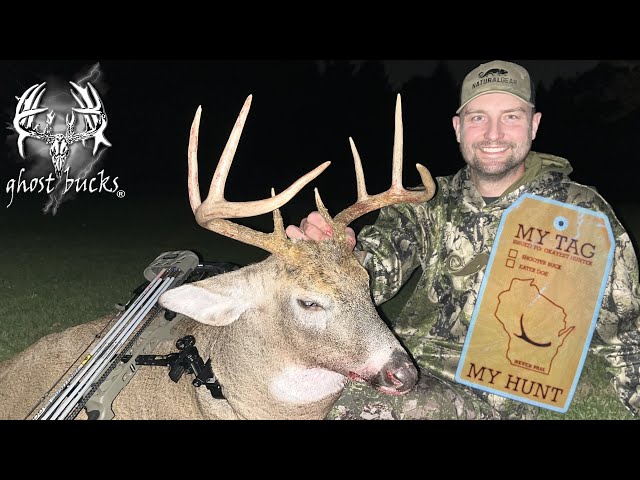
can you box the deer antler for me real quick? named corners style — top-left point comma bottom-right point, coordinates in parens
top-left (68, 81), bottom-right (112, 154)
top-left (323, 94), bottom-right (436, 233)
top-left (189, 95), bottom-right (331, 255)
top-left (13, 83), bottom-right (53, 158)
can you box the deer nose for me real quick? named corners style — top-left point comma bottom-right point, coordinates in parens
top-left (372, 350), bottom-right (418, 395)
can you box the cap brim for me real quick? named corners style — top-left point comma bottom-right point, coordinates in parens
top-left (456, 91), bottom-right (535, 114)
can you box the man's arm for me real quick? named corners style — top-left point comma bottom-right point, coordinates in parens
top-left (591, 230), bottom-right (640, 416)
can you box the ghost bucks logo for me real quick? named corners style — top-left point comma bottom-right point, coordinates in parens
top-left (8, 70), bottom-right (123, 214)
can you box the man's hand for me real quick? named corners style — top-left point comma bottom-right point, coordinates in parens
top-left (286, 211), bottom-right (357, 250)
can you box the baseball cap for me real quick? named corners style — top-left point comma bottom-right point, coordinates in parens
top-left (457, 60), bottom-right (535, 113)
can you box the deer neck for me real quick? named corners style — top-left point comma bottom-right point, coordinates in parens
top-left (195, 312), bottom-right (344, 419)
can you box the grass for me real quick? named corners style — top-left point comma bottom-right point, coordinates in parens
top-left (0, 194), bottom-right (269, 362)
top-left (1, 194), bottom-right (638, 420)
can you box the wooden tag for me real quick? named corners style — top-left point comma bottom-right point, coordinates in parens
top-left (455, 194), bottom-right (614, 412)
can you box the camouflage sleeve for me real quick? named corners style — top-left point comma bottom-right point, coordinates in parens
top-left (590, 231), bottom-right (640, 417)
top-left (355, 203), bottom-right (426, 306)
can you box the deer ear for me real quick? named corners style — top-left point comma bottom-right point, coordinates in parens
top-left (158, 282), bottom-right (251, 326)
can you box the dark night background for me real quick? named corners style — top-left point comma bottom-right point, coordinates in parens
top-left (1, 59), bottom-right (639, 226)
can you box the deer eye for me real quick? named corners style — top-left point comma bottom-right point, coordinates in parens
top-left (297, 299), bottom-right (323, 311)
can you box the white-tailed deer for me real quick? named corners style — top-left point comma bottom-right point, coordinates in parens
top-left (0, 94), bottom-right (436, 419)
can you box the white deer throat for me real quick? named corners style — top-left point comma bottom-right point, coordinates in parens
top-left (269, 366), bottom-right (346, 405)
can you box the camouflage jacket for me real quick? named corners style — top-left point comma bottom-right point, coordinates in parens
top-left (356, 151), bottom-right (640, 417)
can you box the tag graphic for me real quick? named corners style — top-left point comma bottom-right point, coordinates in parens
top-left (455, 194), bottom-right (614, 412)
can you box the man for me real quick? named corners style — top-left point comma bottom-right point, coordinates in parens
top-left (286, 60), bottom-right (640, 419)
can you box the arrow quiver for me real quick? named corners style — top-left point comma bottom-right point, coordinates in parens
top-left (29, 251), bottom-right (239, 420)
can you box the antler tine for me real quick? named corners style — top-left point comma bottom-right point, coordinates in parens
top-left (271, 188), bottom-right (286, 241)
top-left (69, 82), bottom-right (111, 154)
top-left (207, 95), bottom-right (252, 203)
top-left (392, 94), bottom-right (403, 189)
top-left (313, 188), bottom-right (333, 224)
top-left (188, 96), bottom-right (331, 255)
top-left (333, 93), bottom-right (436, 227)
top-left (188, 105), bottom-right (204, 212)
top-left (349, 137), bottom-right (368, 200)
top-left (13, 83), bottom-right (50, 158)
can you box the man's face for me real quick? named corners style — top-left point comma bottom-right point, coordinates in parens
top-left (452, 93), bottom-right (542, 182)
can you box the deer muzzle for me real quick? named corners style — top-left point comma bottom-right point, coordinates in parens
top-left (349, 350), bottom-right (418, 396)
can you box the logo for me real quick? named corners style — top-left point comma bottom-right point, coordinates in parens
top-left (478, 68), bottom-right (508, 78)
top-left (471, 68), bottom-right (517, 90)
top-left (14, 81), bottom-right (111, 179)
top-left (6, 64), bottom-right (123, 214)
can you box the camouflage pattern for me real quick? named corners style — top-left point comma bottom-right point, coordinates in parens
top-left (327, 370), bottom-right (539, 419)
top-left (328, 151), bottom-right (640, 419)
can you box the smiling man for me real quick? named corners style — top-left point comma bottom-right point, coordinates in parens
top-left (453, 61), bottom-right (541, 199)
top-left (287, 60), bottom-right (640, 419)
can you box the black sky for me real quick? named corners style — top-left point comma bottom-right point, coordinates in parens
top-left (381, 60), bottom-right (605, 89)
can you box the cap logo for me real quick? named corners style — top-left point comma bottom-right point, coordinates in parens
top-left (478, 68), bottom-right (508, 78)
top-left (472, 68), bottom-right (517, 90)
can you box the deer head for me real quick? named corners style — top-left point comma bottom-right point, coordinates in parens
top-left (158, 94), bottom-right (436, 419)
